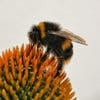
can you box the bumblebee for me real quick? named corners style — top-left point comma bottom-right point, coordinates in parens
top-left (28, 21), bottom-right (87, 71)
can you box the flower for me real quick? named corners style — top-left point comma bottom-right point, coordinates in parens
top-left (0, 44), bottom-right (76, 100)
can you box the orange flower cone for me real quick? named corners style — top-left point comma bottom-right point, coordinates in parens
top-left (0, 44), bottom-right (76, 100)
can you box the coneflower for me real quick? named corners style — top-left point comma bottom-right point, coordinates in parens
top-left (0, 44), bottom-right (76, 100)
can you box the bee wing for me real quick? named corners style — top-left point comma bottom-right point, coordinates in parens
top-left (51, 28), bottom-right (87, 45)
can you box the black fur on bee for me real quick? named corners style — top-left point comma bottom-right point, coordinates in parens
top-left (28, 21), bottom-right (73, 71)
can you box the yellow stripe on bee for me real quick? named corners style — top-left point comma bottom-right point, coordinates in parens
top-left (62, 39), bottom-right (71, 50)
top-left (63, 57), bottom-right (71, 65)
top-left (39, 22), bottom-right (46, 38)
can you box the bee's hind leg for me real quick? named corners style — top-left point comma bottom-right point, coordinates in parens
top-left (53, 48), bottom-right (64, 76)
top-left (55, 57), bottom-right (63, 76)
top-left (41, 47), bottom-right (51, 62)
top-left (57, 57), bottom-right (63, 70)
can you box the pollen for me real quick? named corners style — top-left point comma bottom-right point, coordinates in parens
top-left (0, 44), bottom-right (76, 100)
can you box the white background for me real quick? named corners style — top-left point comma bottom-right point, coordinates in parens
top-left (0, 0), bottom-right (100, 100)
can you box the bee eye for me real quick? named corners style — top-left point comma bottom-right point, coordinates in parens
top-left (32, 26), bottom-right (39, 33)
top-left (28, 32), bottom-right (33, 38)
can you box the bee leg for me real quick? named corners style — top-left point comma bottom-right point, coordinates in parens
top-left (54, 48), bottom-right (63, 69)
top-left (55, 57), bottom-right (63, 76)
top-left (29, 42), bottom-right (34, 49)
top-left (37, 41), bottom-right (42, 48)
top-left (53, 48), bottom-right (64, 76)
top-left (41, 47), bottom-right (51, 62)
top-left (57, 57), bottom-right (63, 70)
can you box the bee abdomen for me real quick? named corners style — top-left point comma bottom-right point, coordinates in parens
top-left (63, 43), bottom-right (73, 64)
top-left (55, 41), bottom-right (73, 71)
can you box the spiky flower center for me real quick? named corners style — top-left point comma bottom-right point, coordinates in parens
top-left (0, 44), bottom-right (76, 100)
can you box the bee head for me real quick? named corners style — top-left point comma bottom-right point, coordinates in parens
top-left (28, 25), bottom-right (41, 43)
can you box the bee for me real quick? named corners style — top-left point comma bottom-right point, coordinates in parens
top-left (28, 21), bottom-right (87, 71)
